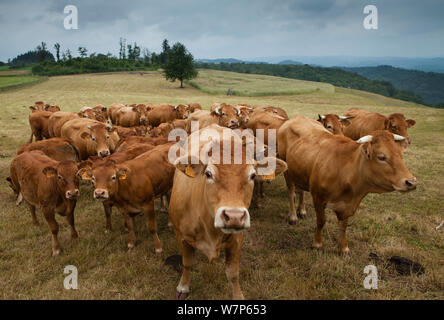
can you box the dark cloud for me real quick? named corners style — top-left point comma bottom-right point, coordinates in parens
top-left (0, 0), bottom-right (443, 62)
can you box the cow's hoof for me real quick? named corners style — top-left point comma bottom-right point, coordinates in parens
top-left (342, 249), bottom-right (352, 258)
top-left (288, 219), bottom-right (298, 225)
top-left (312, 243), bottom-right (323, 250)
top-left (52, 249), bottom-right (60, 257)
top-left (176, 291), bottom-right (189, 300)
top-left (297, 213), bottom-right (307, 219)
top-left (155, 248), bottom-right (163, 254)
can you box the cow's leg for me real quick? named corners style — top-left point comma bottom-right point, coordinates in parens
top-left (103, 202), bottom-right (113, 231)
top-left (176, 239), bottom-right (195, 300)
top-left (296, 190), bottom-right (307, 219)
top-left (335, 210), bottom-right (353, 256)
top-left (160, 194), bottom-right (168, 213)
top-left (42, 207), bottom-right (60, 256)
top-left (225, 235), bottom-right (244, 300)
top-left (65, 201), bottom-right (78, 240)
top-left (29, 204), bottom-right (39, 226)
top-left (259, 181), bottom-right (265, 198)
top-left (313, 197), bottom-right (326, 250)
top-left (284, 172), bottom-right (297, 224)
top-left (29, 131), bottom-right (34, 143)
top-left (124, 214), bottom-right (136, 251)
top-left (145, 199), bottom-right (162, 253)
top-left (251, 180), bottom-right (260, 208)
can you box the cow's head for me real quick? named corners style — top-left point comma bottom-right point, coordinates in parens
top-left (44, 104), bottom-right (61, 112)
top-left (81, 124), bottom-right (116, 158)
top-left (385, 113), bottom-right (415, 145)
top-left (235, 106), bottom-right (252, 129)
top-left (174, 104), bottom-right (188, 119)
top-left (42, 160), bottom-right (81, 200)
top-left (174, 143), bottom-right (287, 234)
top-left (130, 104), bottom-right (149, 125)
top-left (78, 160), bottom-right (127, 201)
top-left (211, 104), bottom-right (240, 129)
top-left (317, 114), bottom-right (352, 135)
top-left (79, 108), bottom-right (96, 119)
top-left (357, 130), bottom-right (417, 193)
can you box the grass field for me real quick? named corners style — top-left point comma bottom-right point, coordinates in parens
top-left (188, 69), bottom-right (334, 96)
top-left (0, 70), bottom-right (443, 300)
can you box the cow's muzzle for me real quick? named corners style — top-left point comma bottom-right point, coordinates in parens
top-left (66, 189), bottom-right (79, 199)
top-left (394, 177), bottom-right (418, 192)
top-left (94, 188), bottom-right (109, 200)
top-left (214, 207), bottom-right (250, 233)
top-left (98, 149), bottom-right (110, 158)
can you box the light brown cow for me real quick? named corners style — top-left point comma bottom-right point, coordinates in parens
top-left (251, 105), bottom-right (289, 120)
top-left (115, 104), bottom-right (150, 127)
top-left (29, 111), bottom-right (53, 142)
top-left (48, 111), bottom-right (81, 137)
top-left (146, 104), bottom-right (188, 127)
top-left (186, 104), bottom-right (240, 133)
top-left (246, 111), bottom-right (287, 146)
top-left (278, 115), bottom-right (417, 255)
top-left (61, 119), bottom-right (118, 159)
top-left (79, 143), bottom-right (176, 251)
top-left (17, 137), bottom-right (79, 162)
top-left (343, 108), bottom-right (416, 144)
top-left (8, 151), bottom-right (81, 256)
top-left (29, 101), bottom-right (57, 112)
top-left (185, 102), bottom-right (202, 114)
top-left (108, 103), bottom-right (126, 125)
top-left (317, 114), bottom-right (353, 135)
top-left (234, 104), bottom-right (253, 129)
top-left (169, 125), bottom-right (287, 299)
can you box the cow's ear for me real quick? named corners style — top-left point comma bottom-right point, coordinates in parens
top-left (174, 155), bottom-right (205, 178)
top-left (317, 114), bottom-right (323, 123)
top-left (101, 106), bottom-right (107, 112)
top-left (81, 132), bottom-right (91, 140)
top-left (255, 157), bottom-right (287, 181)
top-left (77, 168), bottom-right (92, 180)
top-left (29, 106), bottom-right (37, 111)
top-left (42, 166), bottom-right (57, 178)
top-left (117, 166), bottom-right (130, 180)
top-left (360, 142), bottom-right (372, 159)
top-left (406, 119), bottom-right (416, 128)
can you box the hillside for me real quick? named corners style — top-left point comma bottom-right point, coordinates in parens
top-left (342, 65), bottom-right (444, 106)
top-left (0, 71), bottom-right (442, 299)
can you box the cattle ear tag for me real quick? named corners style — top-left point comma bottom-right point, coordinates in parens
top-left (263, 173), bottom-right (275, 181)
top-left (81, 171), bottom-right (91, 180)
top-left (185, 165), bottom-right (195, 177)
top-left (119, 173), bottom-right (127, 180)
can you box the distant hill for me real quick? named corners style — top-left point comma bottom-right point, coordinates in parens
top-left (197, 58), bottom-right (267, 64)
top-left (278, 60), bottom-right (302, 65)
top-left (341, 65), bottom-right (444, 105)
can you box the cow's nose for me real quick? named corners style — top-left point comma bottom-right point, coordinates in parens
top-left (94, 189), bottom-right (108, 199)
top-left (66, 189), bottom-right (79, 199)
top-left (99, 150), bottom-right (110, 157)
top-left (221, 208), bottom-right (248, 229)
top-left (404, 177), bottom-right (417, 190)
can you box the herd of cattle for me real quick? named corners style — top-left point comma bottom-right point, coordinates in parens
top-left (6, 100), bottom-right (417, 299)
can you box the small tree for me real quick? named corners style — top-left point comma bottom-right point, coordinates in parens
top-left (78, 46), bottom-right (88, 58)
top-left (54, 43), bottom-right (61, 62)
top-left (164, 42), bottom-right (197, 88)
top-left (36, 42), bottom-right (48, 62)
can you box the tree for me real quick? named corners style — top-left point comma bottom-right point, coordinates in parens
top-left (119, 37), bottom-right (126, 59)
top-left (160, 39), bottom-right (170, 65)
top-left (78, 47), bottom-right (88, 58)
top-left (54, 43), bottom-right (61, 62)
top-left (164, 42), bottom-right (197, 88)
top-left (36, 42), bottom-right (48, 62)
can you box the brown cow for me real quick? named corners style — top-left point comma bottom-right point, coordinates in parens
top-left (48, 112), bottom-right (81, 137)
top-left (186, 104), bottom-right (240, 132)
top-left (251, 105), bottom-right (289, 120)
top-left (108, 103), bottom-right (126, 125)
top-left (115, 104), bottom-right (150, 127)
top-left (185, 103), bottom-right (202, 114)
top-left (234, 104), bottom-right (253, 129)
top-left (246, 111), bottom-right (286, 146)
top-left (317, 114), bottom-right (353, 135)
top-left (146, 104), bottom-right (188, 127)
top-left (113, 125), bottom-right (148, 138)
top-left (78, 143), bottom-right (176, 252)
top-left (115, 135), bottom-right (169, 151)
top-left (17, 137), bottom-right (79, 162)
top-left (61, 119), bottom-right (118, 159)
top-left (278, 115), bottom-right (417, 255)
top-left (343, 108), bottom-right (416, 144)
top-left (8, 150), bottom-right (81, 256)
top-left (29, 111), bottom-right (53, 142)
top-left (169, 125), bottom-right (287, 299)
top-left (148, 119), bottom-right (186, 138)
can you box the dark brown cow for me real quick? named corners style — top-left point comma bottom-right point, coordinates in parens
top-left (278, 115), bottom-right (417, 255)
top-left (146, 104), bottom-right (188, 127)
top-left (8, 151), bottom-right (81, 256)
top-left (343, 108), bottom-right (416, 144)
top-left (169, 125), bottom-right (287, 299)
top-left (78, 143), bottom-right (176, 251)
top-left (17, 137), bottom-right (79, 162)
top-left (317, 114), bottom-right (353, 135)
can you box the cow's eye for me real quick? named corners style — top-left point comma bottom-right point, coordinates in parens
top-left (106, 135), bottom-right (110, 139)
top-left (222, 112), bottom-right (226, 116)
top-left (327, 125), bottom-right (333, 129)
top-left (111, 175), bottom-right (116, 180)
top-left (250, 173), bottom-right (256, 180)
top-left (377, 154), bottom-right (387, 162)
top-left (58, 175), bottom-right (63, 180)
top-left (205, 171), bottom-right (212, 179)
top-left (91, 137), bottom-right (96, 142)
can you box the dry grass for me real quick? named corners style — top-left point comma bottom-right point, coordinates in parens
top-left (0, 71), bottom-right (443, 300)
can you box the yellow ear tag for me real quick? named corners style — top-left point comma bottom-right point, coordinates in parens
top-left (119, 173), bottom-right (127, 180)
top-left (185, 165), bottom-right (195, 177)
top-left (263, 173), bottom-right (275, 181)
top-left (81, 172), bottom-right (91, 180)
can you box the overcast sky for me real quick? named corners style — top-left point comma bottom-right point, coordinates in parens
top-left (1, 0), bottom-right (443, 62)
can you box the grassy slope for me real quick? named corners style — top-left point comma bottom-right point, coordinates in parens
top-left (0, 71), bottom-right (443, 299)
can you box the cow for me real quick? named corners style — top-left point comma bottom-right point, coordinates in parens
top-left (61, 118), bottom-right (119, 160)
top-left (8, 150), bottom-right (81, 256)
top-left (246, 111), bottom-right (286, 146)
top-left (343, 108), bottom-right (416, 144)
top-left (317, 114), bottom-right (353, 135)
top-left (148, 119), bottom-right (186, 138)
top-left (48, 111), bottom-right (81, 137)
top-left (29, 111), bottom-right (53, 142)
top-left (251, 105), bottom-right (289, 120)
top-left (29, 101), bottom-right (46, 112)
top-left (115, 104), bottom-right (150, 127)
top-left (78, 143), bottom-right (176, 251)
top-left (108, 103), bottom-right (126, 125)
top-left (146, 104), bottom-right (188, 127)
top-left (185, 103), bottom-right (202, 114)
top-left (113, 125), bottom-right (148, 138)
top-left (169, 124), bottom-right (287, 299)
top-left (92, 104), bottom-right (108, 122)
top-left (115, 135), bottom-right (169, 151)
top-left (186, 104), bottom-right (240, 133)
top-left (277, 115), bottom-right (417, 255)
top-left (17, 137), bottom-right (79, 162)
top-left (234, 104), bottom-right (253, 129)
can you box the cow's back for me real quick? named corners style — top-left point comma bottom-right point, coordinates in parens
top-left (49, 112), bottom-right (79, 137)
top-left (343, 111), bottom-right (387, 140)
top-left (17, 137), bottom-right (79, 162)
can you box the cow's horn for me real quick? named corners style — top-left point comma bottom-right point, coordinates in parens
top-left (393, 134), bottom-right (406, 141)
top-left (339, 115), bottom-right (353, 120)
top-left (357, 135), bottom-right (373, 143)
top-left (174, 105), bottom-right (178, 110)
top-left (234, 105), bottom-right (240, 116)
top-left (215, 106), bottom-right (221, 115)
top-left (318, 114), bottom-right (325, 120)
